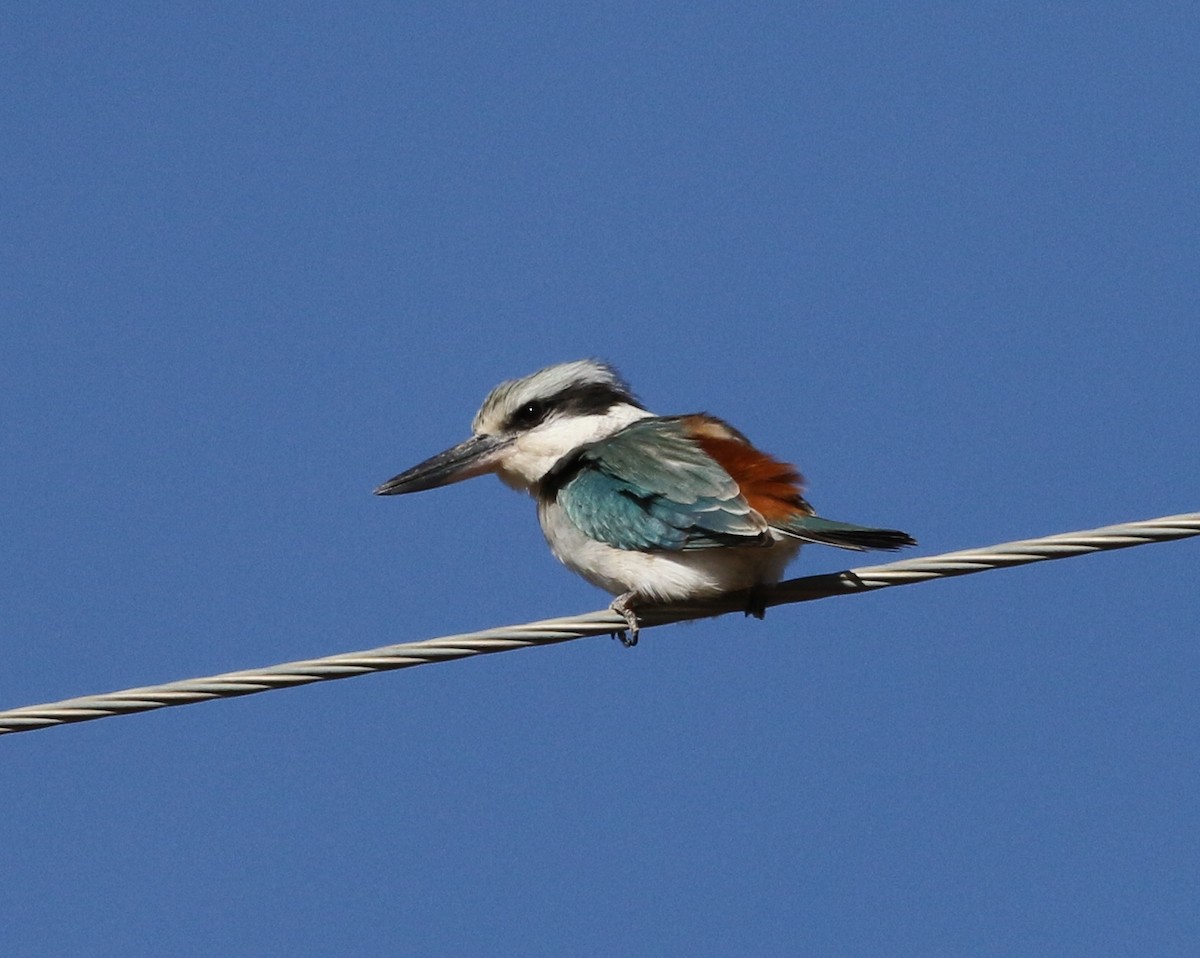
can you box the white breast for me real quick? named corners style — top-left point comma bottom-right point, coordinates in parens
top-left (537, 499), bottom-right (802, 602)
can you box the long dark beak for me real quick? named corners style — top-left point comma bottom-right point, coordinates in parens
top-left (374, 434), bottom-right (509, 496)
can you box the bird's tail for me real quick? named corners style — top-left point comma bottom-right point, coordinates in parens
top-left (779, 515), bottom-right (917, 552)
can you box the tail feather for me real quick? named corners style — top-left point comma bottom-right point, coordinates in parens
top-left (780, 515), bottom-right (917, 552)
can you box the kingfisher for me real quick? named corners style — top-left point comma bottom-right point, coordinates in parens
top-left (375, 360), bottom-right (915, 643)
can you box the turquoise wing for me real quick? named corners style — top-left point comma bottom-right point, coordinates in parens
top-left (546, 417), bottom-right (770, 552)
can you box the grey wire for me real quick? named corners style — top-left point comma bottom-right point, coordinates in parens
top-left (2, 512), bottom-right (1197, 737)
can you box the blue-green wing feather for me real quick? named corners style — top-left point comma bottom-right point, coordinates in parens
top-left (549, 418), bottom-right (769, 552)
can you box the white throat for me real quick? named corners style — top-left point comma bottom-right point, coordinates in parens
top-left (495, 402), bottom-right (652, 492)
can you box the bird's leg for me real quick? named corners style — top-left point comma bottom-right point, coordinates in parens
top-left (609, 592), bottom-right (642, 647)
top-left (744, 586), bottom-right (768, 620)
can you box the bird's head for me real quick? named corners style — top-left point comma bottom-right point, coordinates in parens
top-left (374, 359), bottom-right (650, 496)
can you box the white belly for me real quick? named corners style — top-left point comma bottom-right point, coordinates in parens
top-left (537, 499), bottom-right (801, 602)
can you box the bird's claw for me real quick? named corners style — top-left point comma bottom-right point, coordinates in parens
top-left (610, 594), bottom-right (642, 647)
top-left (744, 586), bottom-right (768, 620)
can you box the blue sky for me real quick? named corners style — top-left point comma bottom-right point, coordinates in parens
top-left (3, 3), bottom-right (1198, 954)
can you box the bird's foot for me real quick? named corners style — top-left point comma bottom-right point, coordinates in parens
top-left (610, 593), bottom-right (642, 647)
top-left (744, 586), bottom-right (768, 620)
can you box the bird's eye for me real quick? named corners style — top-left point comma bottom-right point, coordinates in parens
top-left (512, 400), bottom-right (547, 428)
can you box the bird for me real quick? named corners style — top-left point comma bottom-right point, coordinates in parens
top-left (375, 360), bottom-right (915, 644)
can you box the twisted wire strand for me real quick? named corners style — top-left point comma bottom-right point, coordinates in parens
top-left (2, 512), bottom-right (1197, 737)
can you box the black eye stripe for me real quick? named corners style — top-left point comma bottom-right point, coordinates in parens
top-left (511, 401), bottom-right (548, 428)
top-left (505, 382), bottom-right (643, 431)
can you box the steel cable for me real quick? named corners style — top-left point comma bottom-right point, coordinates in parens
top-left (2, 512), bottom-right (1196, 736)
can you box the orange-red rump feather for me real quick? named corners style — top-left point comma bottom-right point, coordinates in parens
top-left (683, 415), bottom-right (813, 523)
